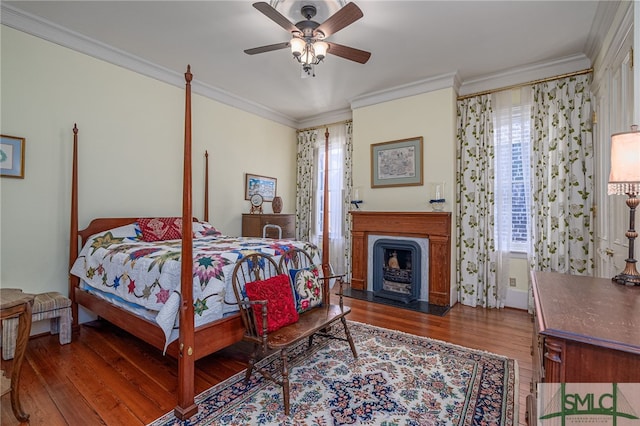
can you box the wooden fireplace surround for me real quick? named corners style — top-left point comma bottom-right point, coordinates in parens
top-left (350, 211), bottom-right (452, 306)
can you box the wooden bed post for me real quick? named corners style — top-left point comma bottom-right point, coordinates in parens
top-left (322, 128), bottom-right (331, 281)
top-left (204, 150), bottom-right (209, 222)
top-left (175, 65), bottom-right (198, 420)
top-left (67, 67), bottom-right (247, 422)
top-left (68, 124), bottom-right (80, 333)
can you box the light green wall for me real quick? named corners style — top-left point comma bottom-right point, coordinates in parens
top-left (352, 88), bottom-right (458, 305)
top-left (352, 89), bottom-right (457, 210)
top-left (510, 257), bottom-right (530, 292)
top-left (0, 26), bottom-right (296, 297)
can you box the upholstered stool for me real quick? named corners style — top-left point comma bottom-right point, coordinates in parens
top-left (2, 291), bottom-right (72, 360)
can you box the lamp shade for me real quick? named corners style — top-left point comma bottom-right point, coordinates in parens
top-left (314, 41), bottom-right (329, 60)
top-left (608, 126), bottom-right (640, 195)
top-left (290, 37), bottom-right (305, 57)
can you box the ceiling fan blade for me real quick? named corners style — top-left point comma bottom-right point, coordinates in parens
top-left (244, 42), bottom-right (290, 55)
top-left (253, 2), bottom-right (299, 34)
top-left (327, 42), bottom-right (371, 64)
top-left (315, 2), bottom-right (363, 38)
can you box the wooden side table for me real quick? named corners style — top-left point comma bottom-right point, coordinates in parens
top-left (241, 214), bottom-right (295, 238)
top-left (0, 289), bottom-right (35, 422)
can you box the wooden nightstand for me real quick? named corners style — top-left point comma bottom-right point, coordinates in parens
top-left (242, 213), bottom-right (295, 239)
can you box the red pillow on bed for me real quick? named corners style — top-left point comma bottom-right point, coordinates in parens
top-left (245, 274), bottom-right (299, 335)
top-left (138, 217), bottom-right (183, 242)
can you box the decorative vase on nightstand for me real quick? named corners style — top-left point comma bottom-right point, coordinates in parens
top-left (272, 196), bottom-right (283, 214)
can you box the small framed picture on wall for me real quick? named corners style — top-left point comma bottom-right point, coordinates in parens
top-left (1, 135), bottom-right (26, 179)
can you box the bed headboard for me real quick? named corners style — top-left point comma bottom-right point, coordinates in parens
top-left (77, 217), bottom-right (200, 246)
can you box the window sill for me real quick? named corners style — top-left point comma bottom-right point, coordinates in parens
top-left (509, 251), bottom-right (529, 260)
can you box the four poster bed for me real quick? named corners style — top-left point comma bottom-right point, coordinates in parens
top-left (68, 66), bottom-right (335, 420)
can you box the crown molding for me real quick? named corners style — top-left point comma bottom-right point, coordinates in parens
top-left (295, 108), bottom-right (353, 130)
top-left (350, 72), bottom-right (459, 110)
top-left (1, 2), bottom-right (606, 129)
top-left (590, 1), bottom-right (634, 85)
top-left (1, 4), bottom-right (299, 129)
top-left (585, 0), bottom-right (631, 64)
top-left (457, 54), bottom-right (591, 97)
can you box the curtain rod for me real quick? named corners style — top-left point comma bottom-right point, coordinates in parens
top-left (297, 119), bottom-right (352, 133)
top-left (457, 68), bottom-right (593, 101)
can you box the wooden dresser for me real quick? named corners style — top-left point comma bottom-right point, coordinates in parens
top-left (527, 271), bottom-right (640, 424)
top-left (241, 213), bottom-right (295, 239)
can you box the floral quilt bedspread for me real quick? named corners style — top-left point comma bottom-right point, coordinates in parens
top-left (70, 221), bottom-right (320, 349)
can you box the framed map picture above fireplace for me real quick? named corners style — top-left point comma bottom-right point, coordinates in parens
top-left (371, 137), bottom-right (423, 188)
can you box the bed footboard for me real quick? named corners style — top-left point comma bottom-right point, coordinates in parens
top-left (74, 288), bottom-right (243, 359)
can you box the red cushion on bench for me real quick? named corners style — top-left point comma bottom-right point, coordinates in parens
top-left (245, 274), bottom-right (299, 335)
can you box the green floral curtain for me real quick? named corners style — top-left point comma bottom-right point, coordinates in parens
top-left (456, 95), bottom-right (501, 307)
top-left (529, 74), bottom-right (594, 275)
top-left (296, 123), bottom-right (353, 277)
top-left (456, 74), bottom-right (594, 310)
top-left (296, 130), bottom-right (317, 240)
top-left (343, 121), bottom-right (353, 280)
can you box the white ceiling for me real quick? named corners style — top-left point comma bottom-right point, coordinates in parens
top-left (3, 1), bottom-right (602, 128)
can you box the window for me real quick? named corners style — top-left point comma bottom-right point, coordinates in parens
top-left (310, 125), bottom-right (347, 273)
top-left (493, 89), bottom-right (531, 253)
top-left (313, 143), bottom-right (344, 239)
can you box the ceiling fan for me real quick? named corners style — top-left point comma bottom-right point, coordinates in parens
top-left (244, 1), bottom-right (371, 76)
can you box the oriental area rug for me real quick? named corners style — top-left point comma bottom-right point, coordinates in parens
top-left (149, 322), bottom-right (518, 426)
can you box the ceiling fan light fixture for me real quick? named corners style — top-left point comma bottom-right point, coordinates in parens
top-left (314, 41), bottom-right (329, 61)
top-left (290, 37), bottom-right (305, 57)
top-left (246, 1), bottom-right (370, 77)
top-left (300, 44), bottom-right (314, 65)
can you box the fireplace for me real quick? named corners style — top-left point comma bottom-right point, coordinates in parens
top-left (351, 211), bottom-right (451, 307)
top-left (369, 237), bottom-right (428, 303)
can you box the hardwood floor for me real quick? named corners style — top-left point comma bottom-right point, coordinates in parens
top-left (1, 297), bottom-right (532, 425)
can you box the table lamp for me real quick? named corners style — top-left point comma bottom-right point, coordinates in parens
top-left (608, 125), bottom-right (640, 285)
